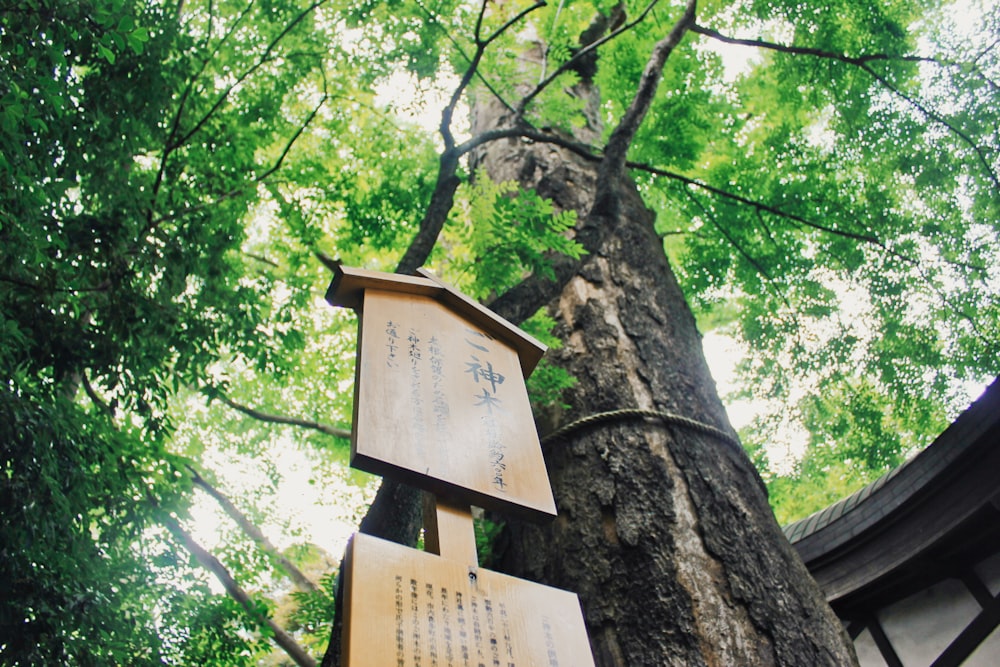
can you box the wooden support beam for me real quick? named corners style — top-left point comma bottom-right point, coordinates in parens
top-left (423, 494), bottom-right (478, 568)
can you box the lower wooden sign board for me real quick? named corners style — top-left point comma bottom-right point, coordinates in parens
top-left (342, 533), bottom-right (595, 667)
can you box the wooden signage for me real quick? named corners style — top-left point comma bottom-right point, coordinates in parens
top-left (327, 266), bottom-right (595, 667)
top-left (328, 267), bottom-right (556, 522)
top-left (342, 533), bottom-right (596, 667)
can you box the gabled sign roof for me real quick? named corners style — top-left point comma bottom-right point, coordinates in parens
top-left (326, 265), bottom-right (546, 378)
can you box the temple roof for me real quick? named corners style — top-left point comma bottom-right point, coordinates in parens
top-left (783, 377), bottom-right (1000, 613)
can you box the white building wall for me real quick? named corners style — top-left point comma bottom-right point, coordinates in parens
top-left (877, 578), bottom-right (979, 666)
top-left (965, 625), bottom-right (1000, 666)
top-left (974, 552), bottom-right (1000, 596)
top-left (854, 627), bottom-right (888, 667)
top-left (852, 553), bottom-right (1000, 667)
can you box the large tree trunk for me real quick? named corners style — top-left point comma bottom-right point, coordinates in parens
top-left (472, 95), bottom-right (857, 665)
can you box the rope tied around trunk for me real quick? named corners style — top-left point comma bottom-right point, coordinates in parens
top-left (540, 408), bottom-right (742, 451)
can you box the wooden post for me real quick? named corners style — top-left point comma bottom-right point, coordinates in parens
top-left (423, 494), bottom-right (478, 569)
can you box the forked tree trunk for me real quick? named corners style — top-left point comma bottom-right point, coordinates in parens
top-left (471, 93), bottom-right (857, 665)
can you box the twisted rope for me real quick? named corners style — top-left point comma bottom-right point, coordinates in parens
top-left (540, 408), bottom-right (742, 451)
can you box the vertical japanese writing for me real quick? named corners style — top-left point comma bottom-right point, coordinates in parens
top-left (456, 591), bottom-right (471, 667)
top-left (499, 602), bottom-right (515, 667)
top-left (408, 328), bottom-right (426, 453)
top-left (484, 598), bottom-right (500, 667)
top-left (441, 587), bottom-right (455, 667)
top-left (464, 331), bottom-right (508, 492)
top-left (411, 578), bottom-right (422, 667)
top-left (542, 617), bottom-right (559, 667)
top-left (385, 320), bottom-right (400, 369)
top-left (394, 575), bottom-right (405, 667)
top-left (482, 415), bottom-right (505, 491)
top-left (428, 335), bottom-right (450, 435)
top-left (426, 582), bottom-right (439, 667)
top-left (471, 593), bottom-right (485, 667)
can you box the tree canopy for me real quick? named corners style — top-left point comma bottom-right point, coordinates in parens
top-left (1, 0), bottom-right (997, 663)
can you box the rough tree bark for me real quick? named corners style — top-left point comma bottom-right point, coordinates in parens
top-left (483, 151), bottom-right (855, 664)
top-left (467, 15), bottom-right (856, 667)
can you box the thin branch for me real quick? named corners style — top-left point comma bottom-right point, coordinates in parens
top-left (860, 66), bottom-right (999, 192)
top-left (187, 466), bottom-right (318, 593)
top-left (691, 23), bottom-right (1000, 192)
top-left (753, 207), bottom-right (781, 254)
top-left (148, 1), bottom-right (327, 231)
top-left (690, 24), bottom-right (938, 66)
top-left (82, 372), bottom-right (114, 417)
top-left (464, 124), bottom-right (601, 159)
top-left (0, 274), bottom-right (111, 294)
top-left (173, 2), bottom-right (326, 151)
top-left (151, 0), bottom-right (258, 227)
top-left (148, 88), bottom-right (328, 229)
top-left (629, 161), bottom-right (988, 275)
top-left (604, 0), bottom-right (697, 172)
top-left (441, 0), bottom-right (547, 150)
top-left (216, 393), bottom-right (351, 440)
top-left (692, 24), bottom-right (993, 94)
top-left (245, 252), bottom-right (280, 268)
top-left (538, 0), bottom-right (568, 83)
top-left (684, 188), bottom-right (798, 322)
top-left (517, 0), bottom-right (662, 115)
top-left (158, 510), bottom-right (317, 667)
top-left (411, 0), bottom-right (518, 117)
top-left (673, 170), bottom-right (988, 347)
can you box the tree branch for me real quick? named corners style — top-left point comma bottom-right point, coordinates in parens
top-left (605, 0), bottom-right (696, 171)
top-left (82, 372), bottom-right (115, 417)
top-left (411, 0), bottom-right (518, 117)
top-left (683, 188), bottom-right (800, 330)
top-left (148, 88), bottom-right (328, 229)
top-left (394, 150), bottom-right (462, 274)
top-left (150, 0), bottom-right (260, 227)
top-left (245, 251), bottom-right (280, 268)
top-left (0, 274), bottom-right (111, 294)
top-left (629, 161), bottom-right (988, 275)
top-left (690, 23), bottom-right (939, 66)
top-left (187, 465), bottom-right (318, 593)
top-left (441, 0), bottom-right (547, 150)
top-left (173, 2), bottom-right (326, 151)
top-left (158, 510), bottom-right (317, 667)
top-left (517, 0), bottom-right (662, 115)
top-left (147, 1), bottom-right (328, 232)
top-left (215, 393), bottom-right (351, 440)
top-left (860, 65), bottom-right (1000, 192)
top-left (690, 23), bottom-right (1000, 192)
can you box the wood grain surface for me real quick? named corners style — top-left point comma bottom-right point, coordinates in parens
top-left (352, 289), bottom-right (556, 521)
top-left (342, 533), bottom-right (595, 667)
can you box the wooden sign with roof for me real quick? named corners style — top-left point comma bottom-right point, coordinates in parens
top-left (327, 265), bottom-right (556, 522)
top-left (327, 265), bottom-right (595, 667)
